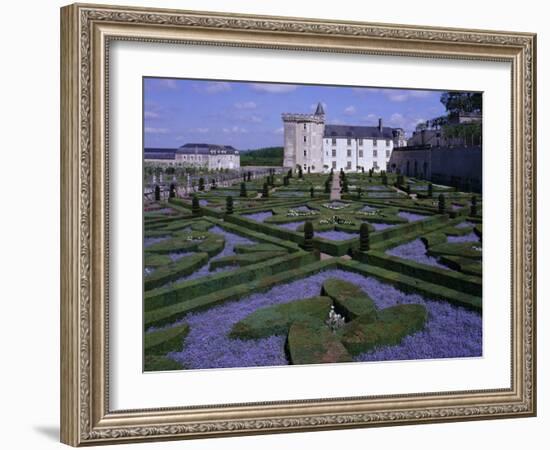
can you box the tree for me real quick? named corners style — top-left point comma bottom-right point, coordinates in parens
top-left (154, 185), bottom-right (160, 201)
top-left (240, 182), bottom-right (247, 198)
top-left (262, 182), bottom-right (269, 198)
top-left (324, 179), bottom-right (330, 193)
top-left (298, 166), bottom-right (303, 179)
top-left (440, 92), bottom-right (482, 117)
top-left (310, 186), bottom-right (314, 198)
top-left (247, 171), bottom-right (252, 182)
top-left (198, 177), bottom-right (205, 191)
top-left (283, 176), bottom-right (289, 186)
top-left (357, 187), bottom-right (362, 199)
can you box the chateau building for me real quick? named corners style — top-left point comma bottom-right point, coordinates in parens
top-left (282, 102), bottom-right (406, 173)
top-left (144, 143), bottom-right (240, 170)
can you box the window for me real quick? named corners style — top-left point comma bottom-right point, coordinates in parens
top-left (303, 136), bottom-right (307, 143)
top-left (331, 137), bottom-right (337, 145)
top-left (332, 161), bottom-right (337, 169)
top-left (346, 161), bottom-right (352, 169)
top-left (359, 150), bottom-right (363, 158)
top-left (304, 123), bottom-right (307, 130)
top-left (386, 150), bottom-right (390, 157)
top-left (326, 151), bottom-right (329, 157)
top-left (358, 138), bottom-right (363, 146)
top-left (347, 149), bottom-right (352, 157)
top-left (332, 149), bottom-right (336, 157)
top-left (373, 161), bottom-right (379, 169)
top-left (373, 150), bottom-right (378, 157)
top-left (386, 139), bottom-right (391, 146)
top-left (304, 150), bottom-right (307, 156)
top-left (373, 139), bottom-right (378, 147)
top-left (347, 138), bottom-right (352, 146)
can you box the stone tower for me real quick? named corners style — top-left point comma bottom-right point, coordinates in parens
top-left (282, 102), bottom-right (325, 172)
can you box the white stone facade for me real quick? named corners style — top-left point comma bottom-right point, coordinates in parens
top-left (282, 103), bottom-right (406, 173)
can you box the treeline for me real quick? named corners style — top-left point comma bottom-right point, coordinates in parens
top-left (240, 146), bottom-right (284, 166)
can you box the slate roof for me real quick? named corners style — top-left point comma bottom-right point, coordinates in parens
top-left (144, 148), bottom-right (176, 160)
top-left (177, 143), bottom-right (239, 155)
top-left (314, 102), bottom-right (325, 116)
top-left (324, 124), bottom-right (398, 139)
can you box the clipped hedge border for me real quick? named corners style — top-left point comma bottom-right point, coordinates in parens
top-left (145, 251), bottom-right (318, 312)
top-left (338, 259), bottom-right (481, 312)
top-left (357, 251), bottom-right (481, 296)
top-left (144, 252), bottom-right (209, 291)
top-left (144, 323), bottom-right (190, 355)
top-left (145, 259), bottom-right (336, 328)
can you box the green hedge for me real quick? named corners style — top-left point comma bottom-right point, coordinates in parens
top-left (358, 251), bottom-right (481, 296)
top-left (144, 252), bottom-right (209, 291)
top-left (144, 323), bottom-right (189, 355)
top-left (144, 251), bottom-right (318, 312)
top-left (209, 250), bottom-right (288, 270)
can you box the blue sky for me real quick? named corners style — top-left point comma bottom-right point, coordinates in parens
top-left (144, 78), bottom-right (450, 150)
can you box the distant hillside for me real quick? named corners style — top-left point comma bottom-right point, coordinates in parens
top-left (240, 147), bottom-right (284, 166)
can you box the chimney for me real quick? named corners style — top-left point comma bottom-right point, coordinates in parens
top-left (378, 118), bottom-right (383, 131)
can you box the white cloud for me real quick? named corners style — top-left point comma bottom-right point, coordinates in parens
top-left (144, 127), bottom-right (169, 134)
top-left (387, 92), bottom-right (409, 102)
top-left (157, 79), bottom-right (179, 90)
top-left (251, 83), bottom-right (297, 93)
top-left (249, 115), bottom-right (262, 123)
top-left (194, 82), bottom-right (232, 94)
top-left (344, 105), bottom-right (357, 115)
top-left (387, 113), bottom-right (426, 132)
top-left (273, 127), bottom-right (284, 135)
top-left (234, 101), bottom-right (257, 109)
top-left (189, 127), bottom-right (209, 134)
top-left (363, 113), bottom-right (378, 124)
top-left (409, 90), bottom-right (434, 98)
top-left (144, 111), bottom-right (160, 119)
top-left (223, 126), bottom-right (247, 134)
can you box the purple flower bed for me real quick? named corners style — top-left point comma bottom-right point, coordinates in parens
top-left (386, 239), bottom-right (449, 270)
top-left (397, 211), bottom-right (429, 222)
top-left (278, 221), bottom-right (305, 231)
top-left (365, 185), bottom-right (389, 191)
top-left (199, 199), bottom-right (208, 207)
top-left (451, 203), bottom-right (464, 211)
top-left (171, 226), bottom-right (256, 284)
top-left (294, 205), bottom-right (315, 212)
top-left (456, 221), bottom-right (476, 229)
top-left (361, 205), bottom-right (379, 212)
top-left (144, 236), bottom-right (170, 248)
top-left (316, 230), bottom-right (358, 241)
top-left (167, 269), bottom-right (481, 369)
top-left (447, 232), bottom-right (480, 244)
top-left (242, 211), bottom-right (273, 222)
top-left (368, 222), bottom-right (394, 231)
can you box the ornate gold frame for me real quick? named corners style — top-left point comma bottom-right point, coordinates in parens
top-left (60, 3), bottom-right (537, 446)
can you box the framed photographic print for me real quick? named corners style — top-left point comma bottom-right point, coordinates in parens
top-left (60, 3), bottom-right (537, 446)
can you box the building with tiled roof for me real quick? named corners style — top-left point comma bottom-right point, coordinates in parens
top-left (144, 143), bottom-right (240, 169)
top-left (282, 102), bottom-right (406, 173)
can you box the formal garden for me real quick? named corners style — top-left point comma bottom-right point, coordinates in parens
top-left (143, 169), bottom-right (482, 371)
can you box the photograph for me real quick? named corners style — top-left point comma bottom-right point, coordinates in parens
top-left (142, 78), bottom-right (483, 372)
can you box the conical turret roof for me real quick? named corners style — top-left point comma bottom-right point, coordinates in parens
top-left (314, 102), bottom-right (325, 116)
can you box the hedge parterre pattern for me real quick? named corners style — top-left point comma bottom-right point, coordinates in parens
top-left (143, 171), bottom-right (482, 371)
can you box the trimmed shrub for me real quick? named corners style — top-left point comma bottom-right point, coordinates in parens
top-left (240, 182), bottom-right (247, 198)
top-left (192, 195), bottom-right (200, 216)
top-left (198, 177), bottom-right (205, 191)
top-left (310, 186), bottom-right (315, 198)
top-left (262, 182), bottom-right (269, 198)
top-left (359, 222), bottom-right (370, 252)
top-left (321, 278), bottom-right (377, 321)
top-left (226, 196), bottom-right (234, 215)
top-left (154, 185), bottom-right (160, 201)
top-left (287, 321), bottom-right (352, 365)
top-left (303, 220), bottom-right (314, 251)
top-left (470, 195), bottom-right (478, 216)
top-left (209, 250), bottom-right (287, 270)
top-left (169, 184), bottom-right (176, 198)
top-left (229, 296), bottom-right (332, 339)
top-left (144, 323), bottom-right (189, 355)
top-left (340, 304), bottom-right (427, 355)
top-left (357, 187), bottom-right (362, 199)
top-left (428, 182), bottom-right (433, 198)
top-left (324, 179), bottom-right (330, 193)
top-left (438, 193), bottom-right (446, 214)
